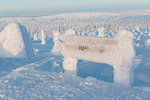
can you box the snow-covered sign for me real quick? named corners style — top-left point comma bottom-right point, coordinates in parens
top-left (60, 29), bottom-right (135, 86)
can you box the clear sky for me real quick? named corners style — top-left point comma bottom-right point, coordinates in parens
top-left (0, 0), bottom-right (150, 15)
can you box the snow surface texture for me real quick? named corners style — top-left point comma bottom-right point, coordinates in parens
top-left (60, 29), bottom-right (135, 86)
top-left (0, 57), bottom-right (150, 100)
top-left (0, 23), bottom-right (34, 58)
top-left (51, 31), bottom-right (61, 55)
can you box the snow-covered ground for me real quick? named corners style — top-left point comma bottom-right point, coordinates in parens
top-left (0, 12), bottom-right (150, 99)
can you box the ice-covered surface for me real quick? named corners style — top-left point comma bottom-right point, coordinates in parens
top-left (0, 23), bottom-right (34, 58)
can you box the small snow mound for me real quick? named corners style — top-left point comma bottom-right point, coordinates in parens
top-left (0, 23), bottom-right (34, 58)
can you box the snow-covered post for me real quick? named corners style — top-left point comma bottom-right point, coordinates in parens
top-left (113, 67), bottom-right (133, 86)
top-left (41, 29), bottom-right (46, 45)
top-left (62, 29), bottom-right (77, 72)
top-left (51, 31), bottom-right (61, 55)
top-left (63, 57), bottom-right (78, 71)
top-left (113, 29), bottom-right (135, 86)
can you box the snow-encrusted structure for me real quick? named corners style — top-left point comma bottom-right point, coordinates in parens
top-left (60, 29), bottom-right (135, 86)
top-left (0, 23), bottom-right (34, 58)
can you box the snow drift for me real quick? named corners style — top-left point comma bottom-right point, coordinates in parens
top-left (0, 23), bottom-right (34, 58)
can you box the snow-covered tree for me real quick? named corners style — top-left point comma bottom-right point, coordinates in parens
top-left (41, 28), bottom-right (46, 45)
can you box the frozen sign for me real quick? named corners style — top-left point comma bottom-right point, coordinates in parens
top-left (60, 29), bottom-right (135, 86)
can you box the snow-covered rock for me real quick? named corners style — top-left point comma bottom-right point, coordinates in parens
top-left (0, 23), bottom-right (34, 58)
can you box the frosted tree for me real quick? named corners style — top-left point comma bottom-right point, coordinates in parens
top-left (51, 31), bottom-right (61, 55)
top-left (33, 34), bottom-right (38, 41)
top-left (41, 28), bottom-right (46, 45)
top-left (65, 29), bottom-right (76, 36)
top-left (97, 27), bottom-right (105, 37)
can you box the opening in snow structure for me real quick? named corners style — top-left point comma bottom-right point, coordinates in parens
top-left (52, 29), bottom-right (135, 86)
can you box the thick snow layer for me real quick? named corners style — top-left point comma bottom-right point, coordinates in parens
top-left (0, 23), bottom-right (34, 58)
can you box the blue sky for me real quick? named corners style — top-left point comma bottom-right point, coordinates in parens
top-left (0, 0), bottom-right (150, 15)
